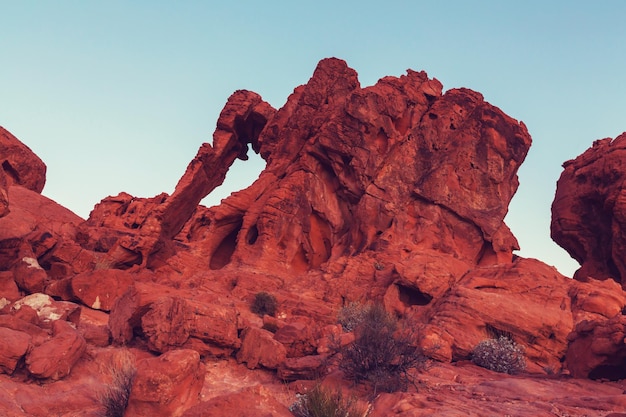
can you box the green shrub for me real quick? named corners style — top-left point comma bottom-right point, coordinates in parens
top-left (251, 291), bottom-right (278, 317)
top-left (471, 336), bottom-right (526, 374)
top-left (289, 384), bottom-right (369, 417)
top-left (98, 349), bottom-right (136, 417)
top-left (340, 303), bottom-right (425, 394)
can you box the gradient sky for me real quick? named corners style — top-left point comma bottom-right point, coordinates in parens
top-left (2, 1), bottom-right (626, 277)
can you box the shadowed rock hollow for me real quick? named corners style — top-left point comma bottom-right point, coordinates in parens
top-left (0, 58), bottom-right (625, 416)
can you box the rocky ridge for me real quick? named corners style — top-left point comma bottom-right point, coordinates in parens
top-left (0, 58), bottom-right (625, 416)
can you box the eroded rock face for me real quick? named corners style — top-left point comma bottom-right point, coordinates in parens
top-left (419, 258), bottom-right (573, 372)
top-left (183, 58), bottom-right (531, 275)
top-left (0, 127), bottom-right (46, 194)
top-left (552, 132), bottom-right (626, 286)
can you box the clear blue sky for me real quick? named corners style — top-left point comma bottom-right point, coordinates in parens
top-left (2, 1), bottom-right (626, 277)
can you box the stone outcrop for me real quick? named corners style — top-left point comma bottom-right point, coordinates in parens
top-left (109, 282), bottom-right (240, 355)
top-left (551, 132), bottom-right (626, 379)
top-left (180, 58), bottom-right (531, 277)
top-left (552, 132), bottom-right (626, 286)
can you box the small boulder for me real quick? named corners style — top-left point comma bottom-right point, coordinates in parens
top-left (126, 349), bottom-right (205, 417)
top-left (25, 320), bottom-right (86, 380)
top-left (236, 327), bottom-right (287, 369)
top-left (0, 327), bottom-right (31, 373)
top-left (277, 355), bottom-right (327, 381)
top-left (273, 319), bottom-right (317, 357)
top-left (12, 293), bottom-right (81, 325)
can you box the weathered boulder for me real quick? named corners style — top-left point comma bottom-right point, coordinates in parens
top-left (273, 319), bottom-right (317, 357)
top-left (25, 319), bottom-right (86, 379)
top-left (0, 127), bottom-right (46, 194)
top-left (71, 269), bottom-right (134, 311)
top-left (277, 355), bottom-right (327, 381)
top-left (77, 306), bottom-right (111, 347)
top-left (0, 271), bottom-right (21, 302)
top-left (109, 282), bottom-right (240, 354)
top-left (422, 258), bottom-right (573, 372)
top-left (12, 293), bottom-right (81, 325)
top-left (0, 327), bottom-right (31, 374)
top-left (236, 327), bottom-right (286, 370)
top-left (126, 349), bottom-right (205, 417)
top-left (552, 132), bottom-right (626, 286)
top-left (566, 315), bottom-right (626, 380)
top-left (569, 277), bottom-right (626, 324)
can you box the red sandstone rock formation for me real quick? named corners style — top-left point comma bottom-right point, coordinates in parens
top-left (0, 59), bottom-right (625, 416)
top-left (552, 133), bottom-right (626, 286)
top-left (551, 133), bottom-right (626, 379)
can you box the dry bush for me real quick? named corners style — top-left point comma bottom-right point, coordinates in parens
top-left (472, 336), bottom-right (526, 374)
top-left (340, 304), bottom-right (425, 394)
top-left (98, 349), bottom-right (137, 417)
top-left (251, 291), bottom-right (278, 317)
top-left (290, 384), bottom-right (369, 417)
top-left (337, 302), bottom-right (367, 332)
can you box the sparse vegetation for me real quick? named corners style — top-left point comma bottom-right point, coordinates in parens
top-left (289, 384), bottom-right (369, 417)
top-left (251, 291), bottom-right (278, 317)
top-left (472, 335), bottom-right (526, 374)
top-left (340, 303), bottom-right (425, 394)
top-left (337, 302), bottom-right (367, 332)
top-left (98, 349), bottom-right (137, 417)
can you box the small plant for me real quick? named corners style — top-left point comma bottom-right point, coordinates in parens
top-left (289, 384), bottom-right (369, 417)
top-left (98, 349), bottom-right (137, 417)
top-left (472, 336), bottom-right (526, 374)
top-left (340, 303), bottom-right (425, 394)
top-left (251, 291), bottom-right (278, 317)
top-left (337, 302), bottom-right (367, 332)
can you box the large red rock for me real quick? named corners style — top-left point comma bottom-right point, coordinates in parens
top-left (12, 293), bottom-right (81, 325)
top-left (126, 349), bottom-right (205, 417)
top-left (0, 327), bottom-right (30, 374)
top-left (236, 327), bottom-right (286, 370)
top-left (0, 127), bottom-right (46, 194)
top-left (552, 133), bottom-right (626, 285)
top-left (25, 319), bottom-right (86, 379)
top-left (421, 258), bottom-right (573, 372)
top-left (566, 315), bottom-right (626, 379)
top-left (70, 269), bottom-right (134, 311)
top-left (180, 58), bottom-right (530, 277)
top-left (109, 282), bottom-right (240, 355)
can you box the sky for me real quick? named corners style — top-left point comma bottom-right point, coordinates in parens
top-left (2, 1), bottom-right (626, 277)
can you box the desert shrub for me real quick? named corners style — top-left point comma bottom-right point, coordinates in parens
top-left (289, 384), bottom-right (369, 417)
top-left (340, 303), bottom-right (425, 394)
top-left (337, 302), bottom-right (367, 332)
top-left (251, 291), bottom-right (278, 317)
top-left (98, 349), bottom-right (137, 417)
top-left (472, 336), bottom-right (526, 374)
